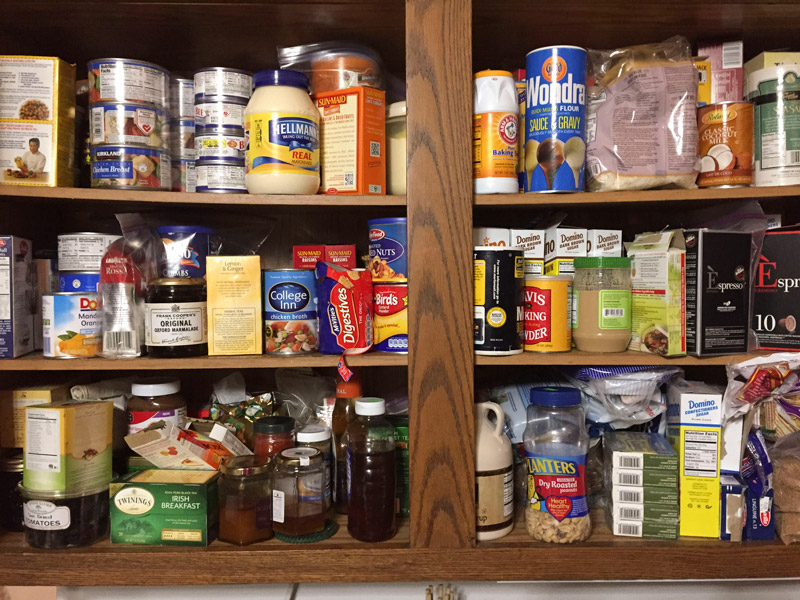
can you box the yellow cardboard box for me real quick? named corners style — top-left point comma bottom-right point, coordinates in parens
top-left (0, 381), bottom-right (74, 448)
top-left (206, 256), bottom-right (262, 355)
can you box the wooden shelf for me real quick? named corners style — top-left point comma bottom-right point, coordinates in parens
top-left (0, 186), bottom-right (407, 207)
top-left (475, 350), bottom-right (768, 367)
top-left (474, 185), bottom-right (800, 208)
top-left (0, 352), bottom-right (408, 371)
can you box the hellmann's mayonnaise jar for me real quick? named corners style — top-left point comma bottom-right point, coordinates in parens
top-left (245, 69), bottom-right (320, 194)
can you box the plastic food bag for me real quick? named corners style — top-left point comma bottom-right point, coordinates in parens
top-left (277, 41), bottom-right (385, 96)
top-left (585, 36), bottom-right (699, 192)
top-left (723, 352), bottom-right (800, 423)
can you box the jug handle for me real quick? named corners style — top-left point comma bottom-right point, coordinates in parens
top-left (479, 401), bottom-right (505, 439)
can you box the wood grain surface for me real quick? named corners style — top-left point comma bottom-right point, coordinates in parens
top-left (406, 0), bottom-right (476, 549)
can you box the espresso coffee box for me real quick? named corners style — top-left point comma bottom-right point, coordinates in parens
top-left (754, 227), bottom-right (800, 350)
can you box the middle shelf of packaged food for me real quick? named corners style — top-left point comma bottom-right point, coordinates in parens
top-left (0, 352), bottom-right (408, 371)
top-left (475, 351), bottom-right (765, 367)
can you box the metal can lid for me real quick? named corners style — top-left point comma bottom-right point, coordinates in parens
top-left (149, 277), bottom-right (206, 287)
top-left (220, 455), bottom-right (271, 477)
top-left (278, 447), bottom-right (322, 466)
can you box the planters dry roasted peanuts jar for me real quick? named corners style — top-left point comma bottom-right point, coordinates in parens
top-left (245, 69), bottom-right (320, 195)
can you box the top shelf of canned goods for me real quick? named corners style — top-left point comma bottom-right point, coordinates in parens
top-left (473, 185), bottom-right (800, 207)
top-left (0, 186), bottom-right (407, 207)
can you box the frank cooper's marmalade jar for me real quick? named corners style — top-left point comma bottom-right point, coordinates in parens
top-left (144, 278), bottom-right (208, 358)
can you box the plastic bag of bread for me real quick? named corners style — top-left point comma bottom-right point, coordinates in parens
top-left (585, 36), bottom-right (699, 192)
top-left (771, 431), bottom-right (800, 543)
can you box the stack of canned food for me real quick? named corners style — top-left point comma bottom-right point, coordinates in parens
top-left (193, 67), bottom-right (252, 193)
top-left (88, 58), bottom-right (171, 190)
top-left (167, 77), bottom-right (196, 191)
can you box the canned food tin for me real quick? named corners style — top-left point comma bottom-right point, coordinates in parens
top-left (166, 118), bottom-right (196, 159)
top-left (157, 225), bottom-right (220, 279)
top-left (524, 46), bottom-right (587, 192)
top-left (87, 58), bottom-right (169, 106)
top-left (90, 146), bottom-right (171, 190)
top-left (263, 269), bottom-right (318, 354)
top-left (474, 247), bottom-right (524, 355)
top-left (316, 263), bottom-right (373, 355)
top-left (373, 282), bottom-right (408, 353)
top-left (368, 217), bottom-right (407, 282)
top-left (194, 68), bottom-right (253, 101)
top-left (194, 97), bottom-right (247, 128)
top-left (89, 102), bottom-right (167, 148)
top-left (697, 102), bottom-right (754, 188)
top-left (523, 275), bottom-right (572, 352)
top-left (58, 272), bottom-right (101, 293)
top-left (196, 159), bottom-right (246, 193)
top-left (168, 77), bottom-right (195, 119)
top-left (195, 126), bottom-right (246, 160)
top-left (58, 233), bottom-right (121, 272)
top-left (171, 159), bottom-right (196, 192)
top-left (42, 293), bottom-right (102, 358)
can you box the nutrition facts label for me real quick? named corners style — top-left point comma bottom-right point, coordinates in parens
top-left (683, 429), bottom-right (718, 478)
top-left (25, 408), bottom-right (61, 472)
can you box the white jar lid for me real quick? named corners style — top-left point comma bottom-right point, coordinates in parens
top-left (131, 377), bottom-right (181, 397)
top-left (355, 397), bottom-right (386, 416)
top-left (387, 101), bottom-right (406, 119)
top-left (297, 423), bottom-right (331, 443)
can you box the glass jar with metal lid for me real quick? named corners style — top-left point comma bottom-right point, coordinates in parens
top-left (253, 416), bottom-right (295, 461)
top-left (218, 455), bottom-right (273, 545)
top-left (0, 453), bottom-right (23, 531)
top-left (297, 423), bottom-right (332, 508)
top-left (144, 278), bottom-right (208, 358)
top-left (572, 257), bottom-right (632, 353)
top-left (272, 447), bottom-right (326, 536)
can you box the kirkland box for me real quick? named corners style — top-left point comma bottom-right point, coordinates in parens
top-left (667, 379), bottom-right (724, 538)
top-left (0, 236), bottom-right (35, 358)
top-left (684, 229), bottom-right (752, 356)
top-left (110, 469), bottom-right (219, 546)
top-left (754, 227), bottom-right (800, 350)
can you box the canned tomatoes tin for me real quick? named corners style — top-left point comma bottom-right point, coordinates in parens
top-left (157, 225), bottom-right (221, 279)
top-left (166, 119), bottom-right (196, 159)
top-left (58, 272), bottom-right (101, 293)
top-left (90, 146), bottom-right (171, 190)
top-left (524, 46), bottom-right (587, 192)
top-left (196, 159), bottom-right (246, 193)
top-left (194, 98), bottom-right (247, 128)
top-left (523, 275), bottom-right (572, 352)
top-left (697, 102), bottom-right (754, 188)
top-left (474, 247), bottom-right (524, 355)
top-left (87, 58), bottom-right (169, 106)
top-left (368, 217), bottom-right (407, 282)
top-left (194, 68), bottom-right (253, 101)
top-left (263, 269), bottom-right (318, 354)
top-left (89, 103), bottom-right (167, 148)
top-left (195, 126), bottom-right (246, 160)
top-left (168, 77), bottom-right (195, 119)
top-left (58, 233), bottom-right (121, 272)
top-left (171, 159), bottom-right (196, 192)
top-left (373, 282), bottom-right (408, 353)
top-left (316, 263), bottom-right (373, 355)
top-left (42, 293), bottom-right (101, 358)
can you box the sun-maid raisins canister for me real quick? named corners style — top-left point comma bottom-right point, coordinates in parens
top-left (474, 246), bottom-right (524, 355)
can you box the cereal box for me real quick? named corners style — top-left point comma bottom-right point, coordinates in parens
top-left (206, 256), bottom-right (262, 356)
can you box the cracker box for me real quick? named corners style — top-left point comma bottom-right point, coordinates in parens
top-left (0, 380), bottom-right (74, 448)
top-left (627, 230), bottom-right (686, 357)
top-left (510, 229), bottom-right (545, 276)
top-left (0, 235), bottom-right (35, 359)
top-left (586, 230), bottom-right (622, 257)
top-left (315, 87), bottom-right (385, 195)
top-left (206, 255), bottom-right (262, 355)
top-left (110, 469), bottom-right (219, 546)
top-left (696, 41), bottom-right (744, 103)
top-left (0, 56), bottom-right (76, 187)
top-left (667, 379), bottom-right (724, 538)
top-left (23, 399), bottom-right (113, 492)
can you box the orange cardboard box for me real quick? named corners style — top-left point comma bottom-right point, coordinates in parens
top-left (314, 87), bottom-right (386, 195)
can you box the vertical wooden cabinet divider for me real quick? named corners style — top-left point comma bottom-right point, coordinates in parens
top-left (406, 0), bottom-right (476, 549)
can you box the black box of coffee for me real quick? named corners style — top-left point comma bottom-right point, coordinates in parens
top-left (754, 227), bottom-right (800, 350)
top-left (685, 229), bottom-right (752, 356)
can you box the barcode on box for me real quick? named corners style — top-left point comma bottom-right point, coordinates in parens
top-left (615, 522), bottom-right (641, 537)
top-left (368, 184), bottom-right (382, 194)
top-left (91, 109), bottom-right (104, 143)
top-left (370, 141), bottom-right (381, 158)
top-left (620, 507), bottom-right (641, 520)
top-left (617, 472), bottom-right (641, 486)
top-left (722, 42), bottom-right (743, 69)
top-left (618, 456), bottom-right (641, 469)
top-left (603, 308), bottom-right (624, 317)
top-left (104, 331), bottom-right (136, 352)
top-left (618, 489), bottom-right (642, 503)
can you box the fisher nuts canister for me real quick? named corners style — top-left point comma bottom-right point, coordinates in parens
top-left (42, 292), bottom-right (101, 358)
top-left (245, 69), bottom-right (320, 194)
top-left (473, 70), bottom-right (519, 194)
top-left (262, 269), bottom-right (318, 354)
top-left (127, 377), bottom-right (187, 435)
top-left (697, 102), bottom-right (754, 188)
top-left (524, 46), bottom-right (587, 192)
top-left (748, 65), bottom-right (800, 187)
top-left (368, 217), bottom-right (407, 282)
top-left (474, 247), bottom-right (524, 355)
top-left (524, 275), bottom-right (572, 352)
top-left (144, 278), bottom-right (208, 358)
top-left (373, 282), bottom-right (408, 353)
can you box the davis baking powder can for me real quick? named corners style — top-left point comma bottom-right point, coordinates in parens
top-left (474, 247), bottom-right (524, 355)
top-left (523, 275), bottom-right (572, 352)
top-left (42, 292), bottom-right (101, 358)
top-left (373, 282), bottom-right (408, 353)
top-left (524, 46), bottom-right (587, 193)
top-left (697, 102), bottom-right (754, 188)
top-left (748, 65), bottom-right (800, 186)
top-left (262, 269), bottom-right (318, 354)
